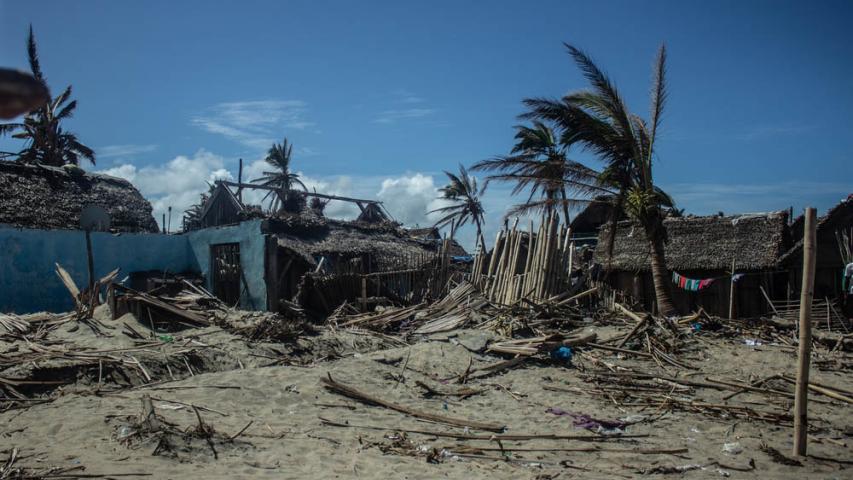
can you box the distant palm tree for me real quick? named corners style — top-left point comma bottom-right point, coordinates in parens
top-left (0, 26), bottom-right (95, 167)
top-left (472, 120), bottom-right (605, 223)
top-left (521, 43), bottom-right (677, 315)
top-left (182, 192), bottom-right (209, 231)
top-left (252, 138), bottom-right (307, 212)
top-left (430, 165), bottom-right (487, 251)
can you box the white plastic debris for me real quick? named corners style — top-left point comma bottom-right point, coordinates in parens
top-left (722, 442), bottom-right (743, 455)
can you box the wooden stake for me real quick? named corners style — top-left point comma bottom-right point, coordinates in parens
top-left (728, 258), bottom-right (736, 319)
top-left (84, 229), bottom-right (95, 294)
top-left (793, 207), bottom-right (817, 457)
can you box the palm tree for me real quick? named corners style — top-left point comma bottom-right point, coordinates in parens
top-left (430, 165), bottom-right (487, 252)
top-left (252, 137), bottom-right (307, 212)
top-left (0, 26), bottom-right (95, 167)
top-left (521, 44), bottom-right (677, 316)
top-left (472, 120), bottom-right (605, 223)
top-left (182, 192), bottom-right (209, 231)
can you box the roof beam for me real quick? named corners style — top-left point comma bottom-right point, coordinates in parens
top-left (218, 181), bottom-right (382, 206)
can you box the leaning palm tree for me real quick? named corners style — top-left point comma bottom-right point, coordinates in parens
top-left (252, 137), bottom-right (307, 212)
top-left (472, 120), bottom-right (605, 223)
top-left (522, 44), bottom-right (677, 316)
top-left (430, 165), bottom-right (487, 251)
top-left (0, 26), bottom-right (95, 167)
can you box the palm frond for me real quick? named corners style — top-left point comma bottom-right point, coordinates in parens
top-left (648, 44), bottom-right (667, 149)
top-left (27, 25), bottom-right (44, 82)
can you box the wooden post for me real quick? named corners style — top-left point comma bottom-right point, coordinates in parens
top-left (728, 258), bottom-right (736, 319)
top-left (793, 207), bottom-right (817, 457)
top-left (237, 158), bottom-right (243, 203)
top-left (85, 229), bottom-right (95, 293)
top-left (360, 276), bottom-right (367, 312)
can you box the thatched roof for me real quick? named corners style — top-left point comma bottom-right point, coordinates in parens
top-left (0, 161), bottom-right (158, 232)
top-left (407, 227), bottom-right (440, 240)
top-left (570, 196), bottom-right (621, 236)
top-left (595, 211), bottom-right (791, 272)
top-left (780, 194), bottom-right (853, 266)
top-left (275, 222), bottom-right (435, 270)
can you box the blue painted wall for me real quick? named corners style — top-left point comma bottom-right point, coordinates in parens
top-left (186, 220), bottom-right (267, 311)
top-left (0, 225), bottom-right (192, 313)
top-left (1, 220), bottom-right (269, 314)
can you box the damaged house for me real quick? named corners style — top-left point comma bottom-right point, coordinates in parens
top-left (0, 167), bottom-right (454, 316)
top-left (595, 211), bottom-right (793, 318)
top-left (182, 181), bottom-right (457, 316)
top-left (0, 162), bottom-right (188, 313)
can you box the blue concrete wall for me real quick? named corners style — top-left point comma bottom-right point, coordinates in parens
top-left (0, 225), bottom-right (193, 313)
top-left (186, 220), bottom-right (267, 311)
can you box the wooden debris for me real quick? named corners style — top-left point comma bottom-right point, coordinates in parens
top-left (320, 373), bottom-right (505, 432)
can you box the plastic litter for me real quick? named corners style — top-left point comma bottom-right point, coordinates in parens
top-left (550, 346), bottom-right (573, 364)
top-left (722, 442), bottom-right (743, 455)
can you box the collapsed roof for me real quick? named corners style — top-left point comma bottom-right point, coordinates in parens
top-left (0, 161), bottom-right (158, 233)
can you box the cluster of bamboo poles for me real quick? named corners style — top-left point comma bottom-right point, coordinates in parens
top-left (356, 238), bottom-right (453, 311)
top-left (471, 214), bottom-right (574, 305)
top-left (771, 297), bottom-right (850, 333)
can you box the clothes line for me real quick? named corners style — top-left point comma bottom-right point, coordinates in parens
top-left (670, 269), bottom-right (787, 292)
top-left (671, 272), bottom-right (717, 291)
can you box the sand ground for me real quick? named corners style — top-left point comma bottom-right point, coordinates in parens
top-left (2, 309), bottom-right (851, 479)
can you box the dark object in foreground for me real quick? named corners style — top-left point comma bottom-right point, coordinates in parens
top-left (0, 68), bottom-right (48, 119)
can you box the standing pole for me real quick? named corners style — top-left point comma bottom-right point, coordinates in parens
top-left (728, 258), bottom-right (736, 319)
top-left (84, 229), bottom-right (95, 295)
top-left (793, 207), bottom-right (817, 457)
top-left (237, 158), bottom-right (243, 203)
top-left (167, 206), bottom-right (172, 234)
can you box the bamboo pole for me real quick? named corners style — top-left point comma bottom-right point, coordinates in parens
top-left (728, 258), bottom-right (736, 319)
top-left (793, 207), bottom-right (817, 457)
top-left (484, 231), bottom-right (504, 296)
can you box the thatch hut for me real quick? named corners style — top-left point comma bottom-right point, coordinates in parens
top-left (781, 195), bottom-right (853, 303)
top-left (569, 196), bottom-right (622, 242)
top-left (0, 161), bottom-right (158, 232)
top-left (595, 211), bottom-right (792, 317)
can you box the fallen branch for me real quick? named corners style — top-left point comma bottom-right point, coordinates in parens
top-left (320, 374), bottom-right (505, 432)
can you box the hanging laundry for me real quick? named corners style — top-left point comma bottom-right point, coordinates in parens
top-left (672, 272), bottom-right (716, 291)
top-left (731, 273), bottom-right (745, 283)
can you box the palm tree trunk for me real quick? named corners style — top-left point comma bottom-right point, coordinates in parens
top-left (645, 218), bottom-right (677, 316)
top-left (560, 187), bottom-right (571, 226)
top-left (474, 216), bottom-right (486, 253)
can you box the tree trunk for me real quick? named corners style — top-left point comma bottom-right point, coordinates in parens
top-left (474, 217), bottom-right (486, 253)
top-left (646, 221), bottom-right (677, 317)
top-left (560, 187), bottom-right (571, 227)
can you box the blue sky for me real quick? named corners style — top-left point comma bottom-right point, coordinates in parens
top-left (1, 0), bottom-right (851, 248)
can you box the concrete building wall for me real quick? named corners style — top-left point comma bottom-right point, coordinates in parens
top-left (186, 220), bottom-right (267, 310)
top-left (0, 225), bottom-right (192, 313)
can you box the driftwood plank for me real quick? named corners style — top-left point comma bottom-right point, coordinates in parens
top-left (320, 374), bottom-right (505, 432)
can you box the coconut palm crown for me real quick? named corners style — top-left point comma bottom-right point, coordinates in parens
top-left (0, 26), bottom-right (95, 167)
top-left (521, 43), bottom-right (677, 316)
top-left (472, 120), bottom-right (606, 223)
top-left (430, 165), bottom-right (487, 252)
top-left (252, 137), bottom-right (307, 212)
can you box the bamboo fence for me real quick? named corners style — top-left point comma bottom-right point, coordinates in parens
top-left (470, 214), bottom-right (575, 305)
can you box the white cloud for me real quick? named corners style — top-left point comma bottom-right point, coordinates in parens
top-left (192, 100), bottom-right (315, 149)
top-left (98, 150), bottom-right (232, 231)
top-left (373, 108), bottom-right (435, 124)
top-left (97, 144), bottom-right (158, 159)
top-left (100, 150), bottom-right (509, 251)
top-left (376, 173), bottom-right (448, 226)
